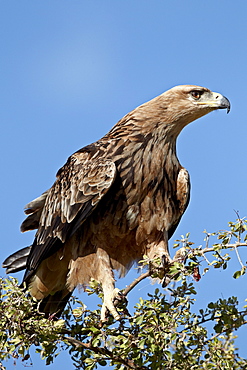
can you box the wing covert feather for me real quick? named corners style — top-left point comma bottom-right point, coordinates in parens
top-left (40, 154), bottom-right (116, 240)
top-left (26, 152), bottom-right (116, 273)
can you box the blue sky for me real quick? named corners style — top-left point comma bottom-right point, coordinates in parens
top-left (1, 1), bottom-right (247, 369)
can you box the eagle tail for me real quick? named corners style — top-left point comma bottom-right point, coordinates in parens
top-left (2, 246), bottom-right (31, 274)
top-left (38, 290), bottom-right (72, 318)
top-left (3, 246), bottom-right (71, 318)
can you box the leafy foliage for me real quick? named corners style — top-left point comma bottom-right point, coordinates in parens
top-left (1, 219), bottom-right (247, 369)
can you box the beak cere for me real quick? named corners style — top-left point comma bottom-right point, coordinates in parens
top-left (196, 91), bottom-right (230, 114)
top-left (214, 93), bottom-right (231, 113)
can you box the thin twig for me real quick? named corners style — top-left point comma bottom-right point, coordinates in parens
top-left (234, 246), bottom-right (245, 269)
top-left (122, 271), bottom-right (150, 297)
top-left (201, 250), bottom-right (211, 264)
top-left (190, 243), bottom-right (247, 257)
top-left (180, 312), bottom-right (247, 335)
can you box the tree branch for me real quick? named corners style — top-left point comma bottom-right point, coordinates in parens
top-left (64, 336), bottom-right (147, 370)
top-left (189, 243), bottom-right (247, 256)
top-left (116, 242), bottom-right (247, 302)
top-left (122, 271), bottom-right (150, 297)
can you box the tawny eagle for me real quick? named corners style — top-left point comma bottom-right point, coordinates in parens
top-left (3, 85), bottom-right (230, 320)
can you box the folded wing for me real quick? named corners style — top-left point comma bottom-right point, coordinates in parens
top-left (21, 151), bottom-right (116, 280)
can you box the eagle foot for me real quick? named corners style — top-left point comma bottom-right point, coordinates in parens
top-left (162, 249), bottom-right (188, 287)
top-left (148, 254), bottom-right (171, 279)
top-left (101, 288), bottom-right (126, 322)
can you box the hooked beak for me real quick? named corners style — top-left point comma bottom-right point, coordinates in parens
top-left (212, 92), bottom-right (231, 114)
top-left (197, 91), bottom-right (231, 114)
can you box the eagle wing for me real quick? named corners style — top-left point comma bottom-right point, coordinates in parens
top-left (23, 151), bottom-right (116, 278)
top-left (168, 167), bottom-right (190, 239)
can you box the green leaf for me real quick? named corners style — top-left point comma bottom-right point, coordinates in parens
top-left (98, 360), bottom-right (107, 366)
top-left (233, 270), bottom-right (242, 279)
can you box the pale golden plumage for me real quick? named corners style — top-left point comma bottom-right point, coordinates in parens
top-left (3, 85), bottom-right (230, 320)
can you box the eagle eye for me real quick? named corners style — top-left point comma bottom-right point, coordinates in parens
top-left (190, 90), bottom-right (203, 100)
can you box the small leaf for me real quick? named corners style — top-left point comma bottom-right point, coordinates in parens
top-left (98, 360), bottom-right (107, 366)
top-left (233, 270), bottom-right (242, 279)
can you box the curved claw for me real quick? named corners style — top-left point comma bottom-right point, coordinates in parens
top-left (161, 254), bottom-right (169, 268)
top-left (162, 276), bottom-right (171, 288)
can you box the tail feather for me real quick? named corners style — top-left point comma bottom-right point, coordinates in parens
top-left (3, 246), bottom-right (72, 318)
top-left (2, 246), bottom-right (31, 274)
top-left (21, 191), bottom-right (48, 232)
top-left (38, 290), bottom-right (72, 318)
